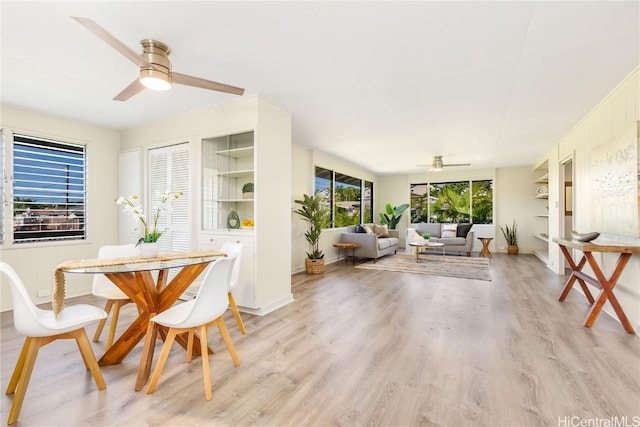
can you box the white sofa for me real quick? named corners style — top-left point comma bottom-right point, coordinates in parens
top-left (407, 223), bottom-right (474, 256)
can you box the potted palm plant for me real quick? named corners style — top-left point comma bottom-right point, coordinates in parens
top-left (379, 203), bottom-right (409, 229)
top-left (294, 193), bottom-right (331, 274)
top-left (499, 220), bottom-right (519, 255)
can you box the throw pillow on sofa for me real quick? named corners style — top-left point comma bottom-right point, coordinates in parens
top-left (355, 224), bottom-right (366, 233)
top-left (456, 223), bottom-right (473, 238)
top-left (441, 223), bottom-right (457, 238)
top-left (362, 224), bottom-right (374, 234)
top-left (373, 224), bottom-right (390, 237)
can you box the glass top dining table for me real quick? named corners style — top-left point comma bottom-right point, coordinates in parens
top-left (56, 249), bottom-right (226, 391)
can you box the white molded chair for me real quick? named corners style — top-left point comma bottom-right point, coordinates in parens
top-left (220, 242), bottom-right (247, 334)
top-left (146, 256), bottom-right (240, 400)
top-left (0, 262), bottom-right (107, 425)
top-left (92, 244), bottom-right (139, 349)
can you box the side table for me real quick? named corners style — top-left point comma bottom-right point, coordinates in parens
top-left (333, 242), bottom-right (360, 265)
top-left (478, 237), bottom-right (493, 258)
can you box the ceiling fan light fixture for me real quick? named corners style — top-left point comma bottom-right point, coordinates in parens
top-left (432, 156), bottom-right (444, 171)
top-left (139, 67), bottom-right (172, 91)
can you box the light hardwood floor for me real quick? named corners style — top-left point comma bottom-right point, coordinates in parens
top-left (2, 254), bottom-right (639, 426)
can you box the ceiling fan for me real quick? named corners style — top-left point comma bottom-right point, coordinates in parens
top-left (419, 156), bottom-right (471, 171)
top-left (73, 17), bottom-right (245, 101)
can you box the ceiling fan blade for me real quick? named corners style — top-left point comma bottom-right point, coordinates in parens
top-left (443, 163), bottom-right (471, 167)
top-left (173, 72), bottom-right (245, 95)
top-left (113, 79), bottom-right (146, 101)
top-left (73, 17), bottom-right (147, 68)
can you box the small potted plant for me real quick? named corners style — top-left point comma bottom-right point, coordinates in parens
top-left (294, 193), bottom-right (330, 274)
top-left (242, 182), bottom-right (254, 199)
top-left (499, 220), bottom-right (519, 255)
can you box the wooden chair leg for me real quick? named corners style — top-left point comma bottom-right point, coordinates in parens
top-left (73, 329), bottom-right (106, 390)
top-left (7, 337), bottom-right (41, 425)
top-left (215, 317), bottom-right (240, 366)
top-left (199, 325), bottom-right (212, 400)
top-left (186, 331), bottom-right (194, 362)
top-left (106, 300), bottom-right (125, 349)
top-left (228, 292), bottom-right (247, 334)
top-left (147, 328), bottom-right (178, 394)
top-left (6, 339), bottom-right (30, 395)
top-left (93, 299), bottom-right (114, 342)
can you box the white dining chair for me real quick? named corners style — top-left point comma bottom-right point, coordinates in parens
top-left (92, 243), bottom-right (139, 349)
top-left (146, 256), bottom-right (240, 400)
top-left (220, 242), bottom-right (247, 334)
top-left (0, 262), bottom-right (107, 425)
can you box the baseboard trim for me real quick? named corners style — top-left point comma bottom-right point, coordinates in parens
top-left (238, 293), bottom-right (294, 316)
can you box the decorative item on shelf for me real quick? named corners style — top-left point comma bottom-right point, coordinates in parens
top-left (115, 190), bottom-right (183, 257)
top-left (379, 203), bottom-right (410, 229)
top-left (571, 230), bottom-right (600, 242)
top-left (536, 185), bottom-right (548, 196)
top-left (226, 210), bottom-right (241, 229)
top-left (294, 193), bottom-right (331, 274)
top-left (241, 218), bottom-right (254, 229)
top-left (242, 182), bottom-right (254, 199)
top-left (499, 220), bottom-right (519, 255)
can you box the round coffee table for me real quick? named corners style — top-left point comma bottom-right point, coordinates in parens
top-left (408, 241), bottom-right (445, 262)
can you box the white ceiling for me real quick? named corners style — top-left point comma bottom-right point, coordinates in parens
top-left (1, 1), bottom-right (638, 175)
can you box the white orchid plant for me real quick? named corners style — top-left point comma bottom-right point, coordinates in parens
top-left (115, 191), bottom-right (183, 246)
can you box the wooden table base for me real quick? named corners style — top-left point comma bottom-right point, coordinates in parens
top-left (557, 244), bottom-right (635, 334)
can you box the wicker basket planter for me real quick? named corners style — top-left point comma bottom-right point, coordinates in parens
top-left (507, 245), bottom-right (519, 255)
top-left (305, 258), bottom-right (325, 274)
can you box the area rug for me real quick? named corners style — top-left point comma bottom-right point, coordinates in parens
top-left (355, 253), bottom-right (491, 281)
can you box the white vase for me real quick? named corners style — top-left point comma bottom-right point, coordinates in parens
top-left (139, 242), bottom-right (159, 258)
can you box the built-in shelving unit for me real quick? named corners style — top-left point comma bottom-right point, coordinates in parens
top-left (533, 163), bottom-right (549, 264)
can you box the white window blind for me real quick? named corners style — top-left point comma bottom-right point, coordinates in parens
top-left (148, 144), bottom-right (190, 253)
top-left (12, 134), bottom-right (86, 243)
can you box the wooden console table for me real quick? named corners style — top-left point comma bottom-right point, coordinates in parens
top-left (553, 237), bottom-right (640, 334)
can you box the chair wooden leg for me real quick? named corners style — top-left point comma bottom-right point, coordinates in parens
top-left (6, 339), bottom-right (30, 395)
top-left (73, 329), bottom-right (106, 390)
top-left (199, 325), bottom-right (212, 400)
top-left (106, 300), bottom-right (125, 349)
top-left (7, 337), bottom-right (41, 425)
top-left (93, 299), bottom-right (114, 342)
top-left (147, 328), bottom-right (178, 394)
top-left (215, 317), bottom-right (240, 366)
top-left (228, 292), bottom-right (247, 334)
top-left (186, 331), bottom-right (194, 362)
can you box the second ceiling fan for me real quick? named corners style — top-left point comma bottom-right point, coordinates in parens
top-left (419, 156), bottom-right (471, 171)
top-left (73, 17), bottom-right (245, 101)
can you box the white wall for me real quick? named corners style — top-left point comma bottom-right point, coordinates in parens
top-left (0, 105), bottom-right (121, 311)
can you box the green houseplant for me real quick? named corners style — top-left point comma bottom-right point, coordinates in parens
top-left (499, 220), bottom-right (519, 255)
top-left (379, 203), bottom-right (409, 229)
top-left (242, 182), bottom-right (254, 199)
top-left (294, 193), bottom-right (331, 273)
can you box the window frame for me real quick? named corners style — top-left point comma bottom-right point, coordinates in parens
top-left (314, 166), bottom-right (373, 229)
top-left (3, 131), bottom-right (88, 245)
top-left (410, 179), bottom-right (493, 224)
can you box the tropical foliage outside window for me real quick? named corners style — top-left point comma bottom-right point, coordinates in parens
top-left (410, 180), bottom-right (492, 224)
top-left (314, 167), bottom-right (373, 228)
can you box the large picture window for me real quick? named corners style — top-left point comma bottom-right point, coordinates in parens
top-left (410, 180), bottom-right (492, 224)
top-left (314, 167), bottom-right (372, 228)
top-left (11, 134), bottom-right (87, 243)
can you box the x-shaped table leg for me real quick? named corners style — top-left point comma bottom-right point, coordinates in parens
top-left (558, 245), bottom-right (595, 303)
top-left (583, 252), bottom-right (634, 334)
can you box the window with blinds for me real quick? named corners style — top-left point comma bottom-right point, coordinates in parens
top-left (12, 134), bottom-right (87, 243)
top-left (148, 143), bottom-right (190, 253)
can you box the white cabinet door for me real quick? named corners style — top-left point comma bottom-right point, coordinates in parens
top-left (199, 233), bottom-right (256, 308)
